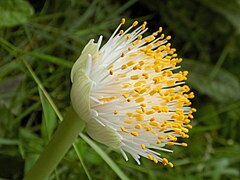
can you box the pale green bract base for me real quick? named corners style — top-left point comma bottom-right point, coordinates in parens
top-left (71, 38), bottom-right (122, 149)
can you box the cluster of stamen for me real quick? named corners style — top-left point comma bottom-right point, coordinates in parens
top-left (91, 18), bottom-right (195, 167)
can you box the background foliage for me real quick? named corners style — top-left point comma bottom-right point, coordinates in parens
top-left (0, 0), bottom-right (240, 179)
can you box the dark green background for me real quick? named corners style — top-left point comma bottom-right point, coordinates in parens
top-left (0, 0), bottom-right (240, 179)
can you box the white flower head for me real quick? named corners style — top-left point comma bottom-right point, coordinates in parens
top-left (71, 18), bottom-right (196, 167)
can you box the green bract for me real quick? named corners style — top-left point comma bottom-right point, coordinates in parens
top-left (70, 39), bottom-right (122, 149)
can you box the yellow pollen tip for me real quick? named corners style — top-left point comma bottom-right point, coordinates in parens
top-left (141, 144), bottom-right (146, 150)
top-left (114, 110), bottom-right (118, 115)
top-left (135, 97), bottom-right (145, 103)
top-left (162, 158), bottom-right (168, 165)
top-left (121, 18), bottom-right (126, 25)
top-left (168, 162), bottom-right (174, 168)
top-left (119, 30), bottom-right (124, 34)
top-left (167, 142), bottom-right (174, 146)
top-left (121, 52), bottom-right (125, 57)
top-left (135, 124), bottom-right (142, 129)
top-left (109, 69), bottom-right (113, 75)
top-left (120, 126), bottom-right (126, 132)
top-left (153, 158), bottom-right (158, 164)
top-left (192, 108), bottom-right (197, 112)
top-left (130, 75), bottom-right (140, 80)
top-left (147, 154), bottom-right (153, 160)
top-left (158, 27), bottom-right (163, 33)
top-left (181, 142), bottom-right (188, 147)
top-left (166, 35), bottom-right (171, 40)
top-left (158, 135), bottom-right (165, 139)
top-left (132, 21), bottom-right (138, 27)
top-left (146, 110), bottom-right (155, 115)
top-left (131, 131), bottom-right (138, 136)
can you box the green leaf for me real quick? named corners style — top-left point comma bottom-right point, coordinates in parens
top-left (0, 0), bottom-right (34, 28)
top-left (80, 133), bottom-right (129, 180)
top-left (200, 0), bottom-right (240, 33)
top-left (38, 87), bottom-right (57, 141)
top-left (183, 59), bottom-right (240, 102)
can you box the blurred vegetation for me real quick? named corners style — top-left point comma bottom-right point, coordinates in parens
top-left (0, 0), bottom-right (240, 179)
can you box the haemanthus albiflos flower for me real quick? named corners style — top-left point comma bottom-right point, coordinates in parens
top-left (71, 18), bottom-right (196, 167)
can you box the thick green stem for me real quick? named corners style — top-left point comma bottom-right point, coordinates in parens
top-left (24, 107), bottom-right (85, 180)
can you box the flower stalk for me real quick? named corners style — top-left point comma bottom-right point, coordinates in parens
top-left (24, 106), bottom-right (85, 180)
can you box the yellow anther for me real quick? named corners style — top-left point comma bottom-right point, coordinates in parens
top-left (150, 117), bottom-right (155, 121)
top-left (127, 98), bottom-right (131, 102)
top-left (166, 35), bottom-right (171, 40)
top-left (158, 135), bottom-right (165, 139)
top-left (126, 112), bottom-right (133, 117)
top-left (127, 60), bottom-right (136, 66)
top-left (122, 83), bottom-right (131, 88)
top-left (181, 142), bottom-right (188, 147)
top-left (181, 127), bottom-right (189, 133)
top-left (114, 110), bottom-right (118, 115)
top-left (153, 158), bottom-right (158, 164)
top-left (136, 109), bottom-right (143, 114)
top-left (168, 162), bottom-right (174, 168)
top-left (140, 88), bottom-right (147, 94)
top-left (109, 69), bottom-right (113, 75)
top-left (167, 142), bottom-right (174, 146)
top-left (141, 144), bottom-right (146, 150)
top-left (141, 106), bottom-right (146, 113)
top-left (121, 18), bottom-right (126, 25)
top-left (138, 35), bottom-right (143, 40)
top-left (120, 126), bottom-right (126, 132)
top-left (126, 35), bottom-right (131, 40)
top-left (122, 92), bottom-right (129, 98)
top-left (144, 36), bottom-right (155, 43)
top-left (130, 75), bottom-right (140, 80)
top-left (124, 120), bottom-right (132, 124)
top-left (157, 140), bottom-right (161, 144)
top-left (142, 73), bottom-right (149, 79)
top-left (135, 124), bottom-right (142, 129)
top-left (187, 124), bottom-right (192, 129)
top-left (131, 131), bottom-right (138, 136)
top-left (119, 30), bottom-right (124, 34)
top-left (172, 53), bottom-right (178, 58)
top-left (153, 32), bottom-right (158, 36)
top-left (158, 27), bottom-right (163, 33)
top-left (121, 52), bottom-right (125, 57)
top-left (160, 34), bottom-right (165, 39)
top-left (132, 21), bottom-right (138, 27)
top-left (128, 47), bottom-right (132, 51)
top-left (152, 106), bottom-right (160, 111)
top-left (154, 66), bottom-right (161, 73)
top-left (121, 64), bottom-right (127, 70)
top-left (133, 114), bottom-right (144, 121)
top-left (140, 103), bottom-right (146, 107)
top-left (150, 121), bottom-right (159, 126)
top-left (166, 80), bottom-right (176, 86)
top-left (134, 80), bottom-right (146, 87)
top-left (134, 87), bottom-right (142, 93)
top-left (192, 108), bottom-right (197, 112)
top-left (149, 89), bottom-right (157, 96)
top-left (135, 97), bottom-right (145, 103)
top-left (146, 110), bottom-right (155, 115)
top-left (147, 154), bottom-right (153, 160)
top-left (141, 24), bottom-right (146, 30)
top-left (174, 128), bottom-right (182, 134)
top-left (162, 158), bottom-right (168, 165)
top-left (146, 127), bottom-right (151, 131)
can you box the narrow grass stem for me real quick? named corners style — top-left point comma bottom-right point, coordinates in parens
top-left (24, 107), bottom-right (85, 180)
